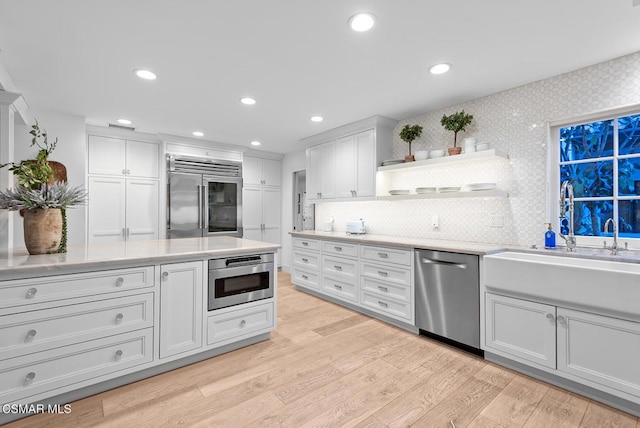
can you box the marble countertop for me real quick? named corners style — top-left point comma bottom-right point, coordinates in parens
top-left (289, 231), bottom-right (507, 256)
top-left (0, 237), bottom-right (280, 279)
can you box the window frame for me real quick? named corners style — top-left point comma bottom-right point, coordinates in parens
top-left (549, 103), bottom-right (640, 250)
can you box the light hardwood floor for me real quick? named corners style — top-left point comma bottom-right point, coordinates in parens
top-left (8, 272), bottom-right (640, 427)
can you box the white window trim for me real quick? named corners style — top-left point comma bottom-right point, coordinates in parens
top-left (548, 103), bottom-right (640, 250)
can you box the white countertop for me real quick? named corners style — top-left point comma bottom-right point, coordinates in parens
top-left (0, 237), bottom-right (280, 279)
top-left (289, 231), bottom-right (507, 255)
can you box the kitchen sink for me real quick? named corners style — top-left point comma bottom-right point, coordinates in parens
top-left (484, 251), bottom-right (640, 320)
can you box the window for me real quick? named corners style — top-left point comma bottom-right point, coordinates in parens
top-left (555, 112), bottom-right (640, 241)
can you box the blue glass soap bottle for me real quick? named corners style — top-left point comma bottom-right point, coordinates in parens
top-left (544, 223), bottom-right (556, 249)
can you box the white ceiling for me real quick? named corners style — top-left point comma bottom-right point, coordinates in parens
top-left (1, 0), bottom-right (639, 154)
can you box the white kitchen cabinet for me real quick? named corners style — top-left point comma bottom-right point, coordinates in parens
top-left (88, 177), bottom-right (159, 244)
top-left (557, 307), bottom-right (640, 398)
top-left (243, 186), bottom-right (281, 245)
top-left (485, 293), bottom-right (557, 369)
top-left (336, 130), bottom-right (375, 198)
top-left (243, 156), bottom-right (281, 187)
top-left (207, 301), bottom-right (274, 346)
top-left (159, 261), bottom-right (203, 359)
top-left (88, 135), bottom-right (159, 178)
top-left (307, 141), bottom-right (336, 201)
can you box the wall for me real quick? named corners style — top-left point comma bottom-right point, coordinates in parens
top-left (280, 149), bottom-right (306, 271)
top-left (12, 110), bottom-right (87, 247)
top-left (316, 51), bottom-right (640, 247)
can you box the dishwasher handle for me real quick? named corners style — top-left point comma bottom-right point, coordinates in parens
top-left (420, 258), bottom-right (467, 269)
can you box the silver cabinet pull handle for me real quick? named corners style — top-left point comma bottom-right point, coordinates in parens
top-left (378, 286), bottom-right (388, 292)
top-left (378, 301), bottom-right (389, 308)
top-left (545, 313), bottom-right (555, 322)
top-left (240, 319), bottom-right (246, 326)
top-left (378, 271), bottom-right (388, 277)
top-left (162, 271), bottom-right (169, 279)
top-left (335, 246), bottom-right (342, 251)
top-left (334, 265), bottom-right (342, 270)
top-left (115, 277), bottom-right (124, 287)
top-left (25, 288), bottom-right (38, 299)
top-left (334, 284), bottom-right (342, 290)
top-left (24, 372), bottom-right (36, 386)
top-left (115, 313), bottom-right (124, 324)
top-left (301, 258), bottom-right (309, 263)
top-left (302, 241), bottom-right (309, 246)
top-left (301, 274), bottom-right (309, 280)
top-left (378, 252), bottom-right (388, 258)
top-left (126, 169), bottom-right (131, 175)
top-left (122, 169), bottom-right (126, 175)
top-left (114, 350), bottom-right (123, 361)
top-left (557, 315), bottom-right (566, 325)
top-left (25, 329), bottom-right (37, 343)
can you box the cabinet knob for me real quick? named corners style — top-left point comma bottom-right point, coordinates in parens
top-left (25, 288), bottom-right (38, 299)
top-left (378, 301), bottom-right (389, 308)
top-left (334, 246), bottom-right (342, 251)
top-left (162, 271), bottom-right (170, 279)
top-left (557, 315), bottom-right (566, 325)
top-left (114, 350), bottom-right (123, 361)
top-left (122, 169), bottom-right (127, 175)
top-left (24, 372), bottom-right (36, 386)
top-left (301, 258), bottom-right (308, 263)
top-left (334, 284), bottom-right (342, 290)
top-left (334, 265), bottom-right (342, 270)
top-left (24, 329), bottom-right (37, 343)
top-left (378, 252), bottom-right (389, 258)
top-left (545, 313), bottom-right (555, 321)
top-left (301, 274), bottom-right (309, 280)
top-left (302, 241), bottom-right (309, 246)
top-left (378, 271), bottom-right (388, 277)
top-left (126, 169), bottom-right (131, 175)
top-left (115, 277), bottom-right (124, 287)
top-left (240, 319), bottom-right (247, 327)
top-left (378, 286), bottom-right (388, 292)
top-left (115, 313), bottom-right (124, 324)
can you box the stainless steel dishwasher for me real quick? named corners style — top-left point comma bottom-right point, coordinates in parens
top-left (415, 249), bottom-right (481, 354)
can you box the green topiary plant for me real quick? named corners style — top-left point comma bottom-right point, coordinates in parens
top-left (440, 110), bottom-right (474, 147)
top-left (399, 124), bottom-right (423, 156)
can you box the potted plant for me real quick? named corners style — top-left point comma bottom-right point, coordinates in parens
top-left (440, 110), bottom-right (474, 155)
top-left (399, 124), bottom-right (423, 162)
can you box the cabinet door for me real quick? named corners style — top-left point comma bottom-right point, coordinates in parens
top-left (126, 140), bottom-right (159, 178)
top-left (557, 308), bottom-right (640, 398)
top-left (243, 156), bottom-right (262, 186)
top-left (159, 261), bottom-right (203, 359)
top-left (88, 136), bottom-right (126, 176)
top-left (335, 135), bottom-right (356, 198)
top-left (87, 177), bottom-right (126, 243)
top-left (485, 293), bottom-right (556, 369)
top-left (262, 187), bottom-right (281, 240)
top-left (262, 159), bottom-right (282, 187)
top-left (320, 141), bottom-right (336, 199)
top-left (242, 186), bottom-right (262, 240)
top-left (126, 179), bottom-right (159, 241)
top-left (355, 130), bottom-right (375, 197)
top-left (306, 145), bottom-right (322, 200)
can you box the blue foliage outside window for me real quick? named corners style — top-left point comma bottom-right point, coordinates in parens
top-left (559, 113), bottom-right (640, 239)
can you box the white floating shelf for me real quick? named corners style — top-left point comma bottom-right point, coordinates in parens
top-left (377, 149), bottom-right (509, 172)
top-left (376, 189), bottom-right (509, 200)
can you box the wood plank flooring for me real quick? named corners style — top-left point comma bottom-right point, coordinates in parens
top-left (8, 272), bottom-right (640, 427)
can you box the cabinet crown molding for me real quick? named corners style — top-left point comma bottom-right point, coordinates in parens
top-left (300, 115), bottom-right (397, 147)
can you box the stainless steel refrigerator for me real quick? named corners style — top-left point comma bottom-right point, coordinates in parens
top-left (167, 155), bottom-right (243, 238)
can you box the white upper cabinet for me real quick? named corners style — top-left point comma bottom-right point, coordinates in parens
top-left (243, 156), bottom-right (282, 187)
top-left (88, 136), bottom-right (159, 178)
top-left (303, 116), bottom-right (396, 203)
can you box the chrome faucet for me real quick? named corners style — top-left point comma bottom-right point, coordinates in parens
top-left (603, 217), bottom-right (627, 255)
top-left (559, 181), bottom-right (576, 252)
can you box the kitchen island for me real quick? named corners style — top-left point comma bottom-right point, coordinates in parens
top-left (0, 237), bottom-right (279, 424)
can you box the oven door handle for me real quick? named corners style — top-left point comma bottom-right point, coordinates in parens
top-left (225, 259), bottom-right (264, 268)
top-left (209, 262), bottom-right (272, 278)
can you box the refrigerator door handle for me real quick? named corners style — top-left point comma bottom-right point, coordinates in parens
top-left (202, 185), bottom-right (209, 231)
top-left (420, 258), bottom-right (468, 269)
top-left (197, 185), bottom-right (203, 229)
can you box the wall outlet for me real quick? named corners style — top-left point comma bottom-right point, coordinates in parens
top-left (432, 215), bottom-right (439, 229)
top-left (490, 215), bottom-right (504, 228)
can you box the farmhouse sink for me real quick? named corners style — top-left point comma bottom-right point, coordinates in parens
top-left (484, 251), bottom-right (640, 320)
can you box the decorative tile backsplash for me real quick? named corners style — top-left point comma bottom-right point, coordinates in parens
top-left (316, 51), bottom-right (640, 246)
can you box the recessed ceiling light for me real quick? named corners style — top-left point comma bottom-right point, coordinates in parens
top-left (117, 118), bottom-right (132, 125)
top-left (134, 69), bottom-right (157, 80)
top-left (348, 13), bottom-right (376, 32)
top-left (429, 63), bottom-right (451, 75)
top-left (192, 131), bottom-right (204, 137)
top-left (251, 141), bottom-right (261, 146)
top-left (240, 97), bottom-right (256, 105)
top-left (310, 116), bottom-right (324, 122)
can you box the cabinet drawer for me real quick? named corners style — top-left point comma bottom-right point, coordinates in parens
top-left (293, 237), bottom-right (320, 252)
top-left (207, 302), bottom-right (274, 345)
top-left (360, 290), bottom-right (412, 321)
top-left (292, 267), bottom-right (320, 290)
top-left (293, 251), bottom-right (320, 270)
top-left (0, 266), bottom-right (155, 309)
top-left (0, 328), bottom-right (153, 402)
top-left (360, 277), bottom-right (411, 303)
top-left (0, 294), bottom-right (153, 361)
top-left (360, 245), bottom-right (411, 266)
top-left (322, 240), bottom-right (358, 258)
top-left (321, 275), bottom-right (357, 303)
top-left (360, 262), bottom-right (411, 286)
top-left (322, 255), bottom-right (357, 280)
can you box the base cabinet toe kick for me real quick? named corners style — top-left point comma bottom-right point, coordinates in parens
top-left (0, 250), bottom-right (277, 424)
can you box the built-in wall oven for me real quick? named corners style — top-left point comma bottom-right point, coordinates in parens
top-left (208, 253), bottom-right (274, 310)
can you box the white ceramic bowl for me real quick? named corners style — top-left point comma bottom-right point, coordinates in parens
top-left (415, 150), bottom-right (429, 160)
top-left (430, 149), bottom-right (445, 158)
top-left (464, 138), bottom-right (477, 146)
top-left (476, 142), bottom-right (490, 151)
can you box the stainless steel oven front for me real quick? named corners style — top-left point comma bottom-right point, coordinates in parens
top-left (208, 253), bottom-right (274, 310)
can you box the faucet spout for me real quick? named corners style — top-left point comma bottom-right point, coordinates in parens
top-left (559, 180), bottom-right (576, 251)
top-left (603, 217), bottom-right (622, 255)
